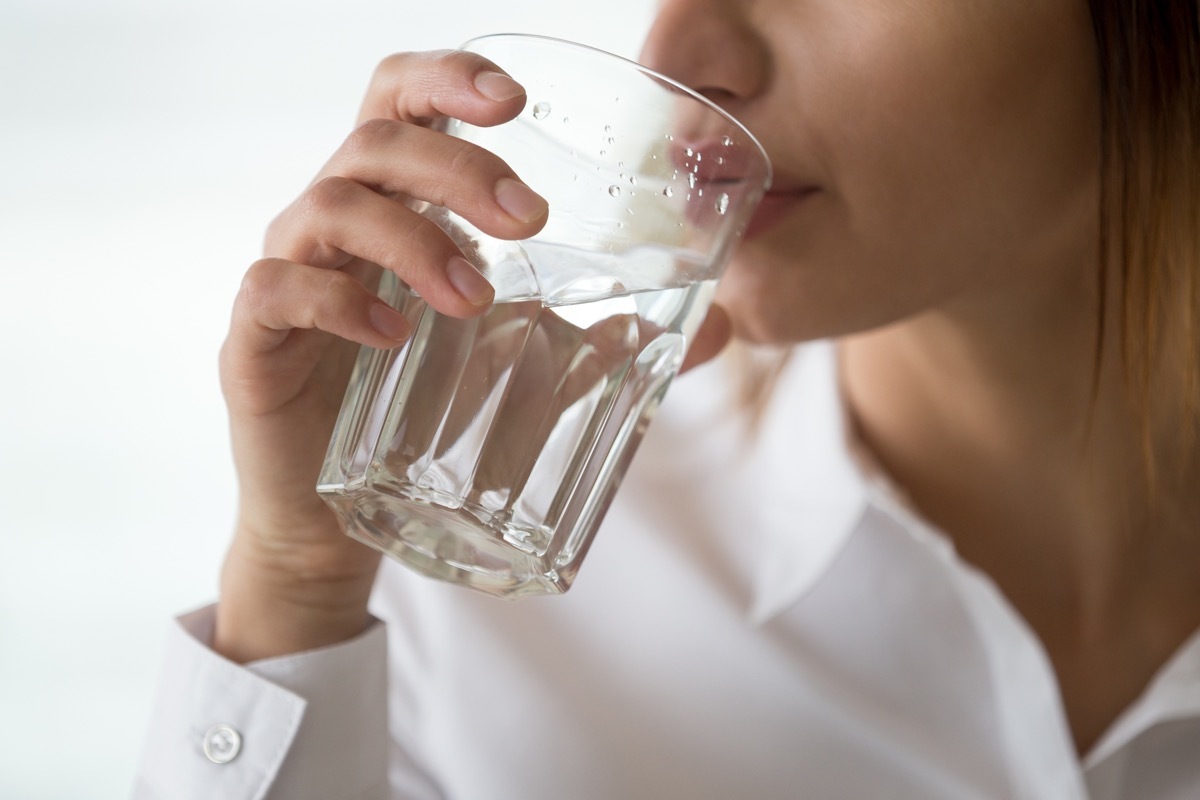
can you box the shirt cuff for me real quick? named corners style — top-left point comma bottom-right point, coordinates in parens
top-left (134, 604), bottom-right (389, 800)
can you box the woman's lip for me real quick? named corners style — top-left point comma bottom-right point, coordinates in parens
top-left (744, 188), bottom-right (820, 239)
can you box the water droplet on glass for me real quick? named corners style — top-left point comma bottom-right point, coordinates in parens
top-left (688, 173), bottom-right (697, 189)
top-left (599, 150), bottom-right (607, 157)
top-left (607, 137), bottom-right (615, 145)
top-left (698, 188), bottom-right (704, 197)
top-left (665, 133), bottom-right (674, 141)
top-left (716, 156), bottom-right (725, 165)
top-left (721, 135), bottom-right (734, 146)
top-left (627, 207), bottom-right (635, 215)
top-left (685, 147), bottom-right (694, 157)
top-left (662, 186), bottom-right (674, 198)
top-left (604, 125), bottom-right (612, 133)
top-left (628, 175), bottom-right (637, 186)
top-left (532, 102), bottom-right (551, 120)
top-left (617, 221), bottom-right (624, 228)
top-left (608, 185), bottom-right (621, 197)
top-left (562, 116), bottom-right (570, 124)
top-left (696, 152), bottom-right (703, 162)
top-left (716, 193), bottom-right (730, 214)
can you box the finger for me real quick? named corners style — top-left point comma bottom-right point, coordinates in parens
top-left (681, 303), bottom-right (733, 373)
top-left (269, 175), bottom-right (496, 318)
top-left (359, 50), bottom-right (528, 128)
top-left (313, 117), bottom-right (549, 242)
top-left (229, 257), bottom-right (413, 356)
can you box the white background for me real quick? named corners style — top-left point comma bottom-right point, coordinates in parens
top-left (0, 1), bottom-right (650, 797)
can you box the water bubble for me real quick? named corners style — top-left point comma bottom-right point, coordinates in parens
top-left (721, 135), bottom-right (734, 146)
top-left (662, 186), bottom-right (674, 198)
top-left (716, 192), bottom-right (730, 215)
top-left (532, 102), bottom-right (551, 120)
top-left (608, 185), bottom-right (621, 197)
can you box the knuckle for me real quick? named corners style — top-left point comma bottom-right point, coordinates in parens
top-left (438, 48), bottom-right (492, 76)
top-left (313, 271), bottom-right (366, 327)
top-left (373, 50), bottom-right (441, 82)
top-left (344, 117), bottom-right (395, 157)
top-left (304, 175), bottom-right (360, 217)
top-left (437, 145), bottom-right (506, 214)
top-left (446, 142), bottom-right (494, 180)
top-left (238, 258), bottom-right (285, 310)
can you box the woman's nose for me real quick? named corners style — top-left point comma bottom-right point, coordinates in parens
top-left (638, 0), bottom-right (770, 106)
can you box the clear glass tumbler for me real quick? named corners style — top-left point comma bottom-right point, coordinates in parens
top-left (318, 33), bottom-right (771, 597)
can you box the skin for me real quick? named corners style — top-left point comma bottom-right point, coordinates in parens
top-left (216, 0), bottom-right (1200, 756)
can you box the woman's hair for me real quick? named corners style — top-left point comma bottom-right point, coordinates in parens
top-left (1088, 0), bottom-right (1200, 462)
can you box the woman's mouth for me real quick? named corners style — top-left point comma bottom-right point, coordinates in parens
top-left (744, 187), bottom-right (820, 239)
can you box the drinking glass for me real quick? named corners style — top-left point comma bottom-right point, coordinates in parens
top-left (318, 33), bottom-right (771, 597)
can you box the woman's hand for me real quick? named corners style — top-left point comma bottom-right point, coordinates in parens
top-left (214, 51), bottom-right (550, 662)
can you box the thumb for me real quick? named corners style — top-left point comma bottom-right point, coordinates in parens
top-left (680, 303), bottom-right (732, 373)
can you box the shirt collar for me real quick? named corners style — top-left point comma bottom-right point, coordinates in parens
top-left (1085, 624), bottom-right (1200, 768)
top-left (744, 340), bottom-right (871, 624)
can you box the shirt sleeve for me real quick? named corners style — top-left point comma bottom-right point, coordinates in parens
top-left (132, 603), bottom-right (419, 800)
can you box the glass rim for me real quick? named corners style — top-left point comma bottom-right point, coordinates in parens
top-left (460, 32), bottom-right (773, 190)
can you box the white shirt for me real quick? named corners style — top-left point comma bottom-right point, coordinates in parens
top-left (134, 342), bottom-right (1200, 800)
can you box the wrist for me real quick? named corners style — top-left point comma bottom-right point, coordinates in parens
top-left (214, 538), bottom-right (379, 663)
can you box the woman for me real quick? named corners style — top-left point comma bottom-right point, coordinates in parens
top-left (136, 1), bottom-right (1200, 798)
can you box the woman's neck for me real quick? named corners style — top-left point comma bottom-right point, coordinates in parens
top-left (838, 270), bottom-right (1200, 753)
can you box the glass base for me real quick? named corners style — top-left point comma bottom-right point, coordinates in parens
top-left (323, 489), bottom-right (573, 598)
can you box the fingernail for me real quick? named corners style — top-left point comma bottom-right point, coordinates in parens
top-left (474, 71), bottom-right (525, 102)
top-left (446, 256), bottom-right (494, 307)
top-left (494, 177), bottom-right (548, 224)
top-left (369, 302), bottom-right (410, 341)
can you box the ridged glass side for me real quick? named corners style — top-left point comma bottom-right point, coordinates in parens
top-left (318, 259), bottom-right (715, 598)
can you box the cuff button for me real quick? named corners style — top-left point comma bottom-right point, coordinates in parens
top-left (203, 724), bottom-right (242, 764)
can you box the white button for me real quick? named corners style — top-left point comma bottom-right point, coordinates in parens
top-left (203, 724), bottom-right (242, 764)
